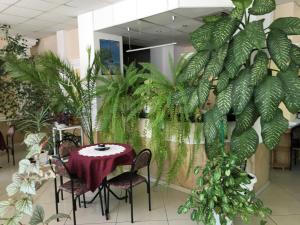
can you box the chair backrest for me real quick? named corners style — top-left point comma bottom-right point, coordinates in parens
top-left (131, 149), bottom-right (152, 172)
top-left (56, 138), bottom-right (79, 158)
top-left (50, 155), bottom-right (71, 178)
top-left (291, 124), bottom-right (300, 147)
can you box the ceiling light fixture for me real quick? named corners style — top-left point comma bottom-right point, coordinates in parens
top-left (126, 42), bottom-right (177, 53)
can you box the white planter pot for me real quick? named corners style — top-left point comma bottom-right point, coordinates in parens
top-left (214, 173), bottom-right (257, 225)
top-left (214, 212), bottom-right (233, 225)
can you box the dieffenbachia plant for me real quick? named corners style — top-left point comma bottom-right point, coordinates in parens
top-left (0, 133), bottom-right (69, 225)
top-left (178, 0), bottom-right (300, 224)
top-left (178, 0), bottom-right (300, 162)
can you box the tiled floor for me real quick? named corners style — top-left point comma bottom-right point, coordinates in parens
top-left (1, 146), bottom-right (300, 225)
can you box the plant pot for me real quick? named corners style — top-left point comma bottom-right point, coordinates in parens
top-left (242, 173), bottom-right (257, 191)
top-left (213, 211), bottom-right (233, 225)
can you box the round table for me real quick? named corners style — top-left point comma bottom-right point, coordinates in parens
top-left (68, 143), bottom-right (135, 192)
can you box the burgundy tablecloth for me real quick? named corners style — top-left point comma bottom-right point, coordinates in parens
top-left (68, 143), bottom-right (135, 192)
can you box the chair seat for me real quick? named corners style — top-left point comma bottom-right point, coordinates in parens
top-left (107, 172), bottom-right (146, 189)
top-left (59, 179), bottom-right (89, 196)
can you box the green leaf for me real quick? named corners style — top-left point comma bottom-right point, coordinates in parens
top-left (245, 20), bottom-right (266, 49)
top-left (270, 17), bottom-right (300, 35)
top-left (249, 0), bottom-right (276, 15)
top-left (0, 201), bottom-right (10, 217)
top-left (231, 128), bottom-right (259, 165)
top-left (15, 198), bottom-right (33, 216)
top-left (291, 44), bottom-right (300, 65)
top-left (279, 69), bottom-right (300, 113)
top-left (232, 0), bottom-right (252, 9)
top-left (261, 109), bottom-right (288, 150)
top-left (188, 80), bottom-right (211, 112)
top-left (194, 166), bottom-right (200, 175)
top-left (44, 213), bottom-right (70, 225)
top-left (233, 20), bottom-right (265, 66)
top-left (216, 71), bottom-right (230, 93)
top-left (197, 79), bottom-right (211, 107)
top-left (267, 29), bottom-right (292, 71)
top-left (213, 17), bottom-right (238, 49)
top-left (29, 205), bottom-right (45, 225)
top-left (205, 136), bottom-right (223, 160)
top-left (190, 23), bottom-right (214, 51)
top-left (251, 51), bottom-right (269, 85)
top-left (234, 101), bottom-right (259, 134)
top-left (180, 51), bottom-right (210, 81)
top-left (26, 144), bottom-right (41, 159)
top-left (216, 83), bottom-right (233, 115)
top-left (225, 42), bottom-right (242, 78)
top-left (18, 159), bottom-right (32, 174)
top-left (230, 6), bottom-right (245, 20)
top-left (232, 69), bottom-right (253, 115)
top-left (6, 213), bottom-right (23, 225)
top-left (24, 133), bottom-right (46, 147)
top-left (204, 43), bottom-right (228, 79)
top-left (6, 182), bottom-right (20, 196)
top-left (20, 179), bottom-right (36, 195)
top-left (202, 14), bottom-right (223, 24)
top-left (255, 76), bottom-right (283, 122)
top-left (204, 109), bottom-right (218, 145)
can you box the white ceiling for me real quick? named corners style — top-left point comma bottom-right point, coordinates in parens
top-left (100, 8), bottom-right (230, 46)
top-left (0, 0), bottom-right (297, 40)
top-left (0, 0), bottom-right (124, 38)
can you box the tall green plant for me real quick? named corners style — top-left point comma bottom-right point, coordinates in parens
top-left (5, 49), bottom-right (103, 144)
top-left (179, 0), bottom-right (300, 224)
top-left (96, 63), bottom-right (144, 148)
top-left (134, 55), bottom-right (203, 182)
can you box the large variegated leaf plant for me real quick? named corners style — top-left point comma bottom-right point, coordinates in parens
top-left (182, 0), bottom-right (300, 162)
top-left (179, 0), bottom-right (300, 224)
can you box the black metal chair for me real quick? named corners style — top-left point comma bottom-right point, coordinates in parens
top-left (107, 149), bottom-right (152, 223)
top-left (6, 125), bottom-right (15, 166)
top-left (50, 155), bottom-right (97, 225)
top-left (291, 124), bottom-right (300, 169)
top-left (56, 137), bottom-right (80, 201)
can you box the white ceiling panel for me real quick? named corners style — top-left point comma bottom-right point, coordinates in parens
top-left (0, 3), bottom-right (8, 11)
top-left (165, 19), bottom-right (201, 33)
top-left (36, 12), bottom-right (72, 22)
top-left (0, 0), bottom-right (18, 4)
top-left (118, 20), bottom-right (157, 32)
top-left (50, 5), bottom-right (83, 17)
top-left (172, 7), bottom-right (228, 19)
top-left (3, 6), bottom-right (42, 18)
top-left (42, 0), bottom-right (71, 3)
top-left (144, 12), bottom-right (187, 26)
top-left (15, 0), bottom-right (57, 11)
top-left (66, 0), bottom-right (109, 9)
top-left (0, 14), bottom-right (28, 24)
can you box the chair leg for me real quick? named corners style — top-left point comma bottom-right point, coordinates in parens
top-left (129, 187), bottom-right (134, 223)
top-left (99, 187), bottom-right (104, 216)
top-left (78, 196), bottom-right (81, 208)
top-left (107, 185), bottom-right (110, 215)
top-left (83, 193), bottom-right (86, 208)
top-left (12, 147), bottom-right (15, 166)
top-left (71, 194), bottom-right (77, 225)
top-left (147, 182), bottom-right (151, 211)
top-left (60, 176), bottom-right (64, 200)
top-left (6, 148), bottom-right (9, 163)
top-left (54, 178), bottom-right (59, 222)
top-left (125, 190), bottom-right (128, 203)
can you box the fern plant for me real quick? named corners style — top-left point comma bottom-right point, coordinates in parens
top-left (179, 0), bottom-right (300, 224)
top-left (5, 49), bottom-right (103, 144)
top-left (96, 63), bottom-right (144, 149)
top-left (134, 55), bottom-right (202, 182)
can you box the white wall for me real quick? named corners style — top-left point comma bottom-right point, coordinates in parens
top-left (150, 45), bottom-right (174, 81)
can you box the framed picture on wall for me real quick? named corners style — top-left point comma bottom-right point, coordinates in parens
top-left (99, 39), bottom-right (121, 75)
